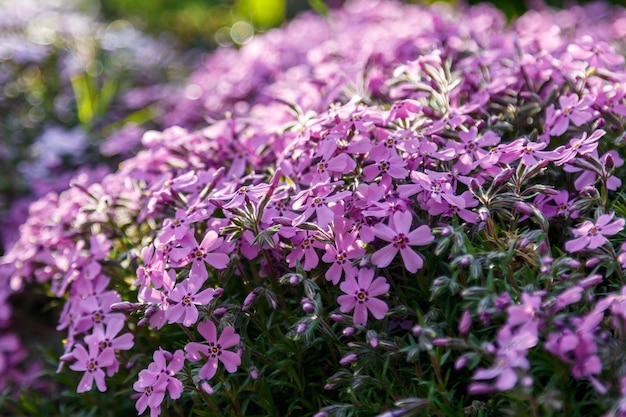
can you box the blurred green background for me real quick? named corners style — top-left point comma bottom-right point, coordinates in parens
top-left (98, 0), bottom-right (626, 51)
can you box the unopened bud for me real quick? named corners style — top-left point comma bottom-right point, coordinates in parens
top-left (301, 298), bottom-right (315, 314)
top-left (342, 327), bottom-right (356, 337)
top-left (339, 353), bottom-right (357, 366)
top-left (366, 330), bottom-right (378, 348)
top-left (242, 291), bottom-right (257, 311)
top-left (514, 201), bottom-right (535, 216)
top-left (200, 380), bottom-right (215, 394)
top-left (296, 322), bottom-right (307, 334)
top-left (330, 314), bottom-right (344, 322)
top-left (454, 356), bottom-right (468, 370)
top-left (491, 167), bottom-right (515, 190)
top-left (580, 273), bottom-right (603, 288)
top-left (432, 338), bottom-right (450, 346)
top-left (458, 310), bottom-right (471, 336)
top-left (110, 302), bottom-right (141, 312)
top-left (213, 307), bottom-right (228, 317)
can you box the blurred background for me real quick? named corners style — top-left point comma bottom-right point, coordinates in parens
top-left (99, 0), bottom-right (626, 51)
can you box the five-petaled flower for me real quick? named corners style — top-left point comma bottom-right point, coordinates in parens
top-left (69, 339), bottom-right (116, 393)
top-left (370, 210), bottom-right (434, 273)
top-left (565, 213), bottom-right (625, 252)
top-left (337, 268), bottom-right (390, 326)
top-left (185, 320), bottom-right (241, 380)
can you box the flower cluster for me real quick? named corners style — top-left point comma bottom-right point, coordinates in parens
top-left (2, 0), bottom-right (626, 416)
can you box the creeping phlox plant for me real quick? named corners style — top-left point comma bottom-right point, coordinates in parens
top-left (3, 0), bottom-right (626, 416)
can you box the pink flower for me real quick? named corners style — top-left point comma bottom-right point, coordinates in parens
top-left (185, 321), bottom-right (241, 380)
top-left (370, 210), bottom-right (434, 273)
top-left (321, 217), bottom-right (365, 285)
top-left (565, 213), bottom-right (625, 252)
top-left (166, 279), bottom-right (220, 326)
top-left (337, 268), bottom-right (389, 326)
top-left (171, 230), bottom-right (230, 280)
top-left (69, 340), bottom-right (116, 393)
top-left (547, 94), bottom-right (594, 136)
top-left (133, 370), bottom-right (166, 417)
top-left (84, 317), bottom-right (134, 376)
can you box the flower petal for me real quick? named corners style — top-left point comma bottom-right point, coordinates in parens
top-left (371, 244), bottom-right (397, 268)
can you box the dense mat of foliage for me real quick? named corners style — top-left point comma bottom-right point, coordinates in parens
top-left (2, 0), bottom-right (626, 416)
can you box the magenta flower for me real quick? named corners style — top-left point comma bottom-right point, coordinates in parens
top-left (321, 217), bottom-right (365, 285)
top-left (69, 340), bottom-right (116, 393)
top-left (171, 230), bottom-right (230, 280)
top-left (133, 370), bottom-right (166, 417)
top-left (370, 210), bottom-right (434, 273)
top-left (185, 320), bottom-right (240, 380)
top-left (337, 268), bottom-right (389, 326)
top-left (547, 93), bottom-right (594, 136)
top-left (565, 213), bottom-right (625, 252)
top-left (166, 279), bottom-right (220, 327)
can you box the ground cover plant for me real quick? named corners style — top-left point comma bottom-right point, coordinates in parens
top-left (2, 0), bottom-right (626, 416)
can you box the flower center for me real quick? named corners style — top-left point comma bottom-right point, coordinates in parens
top-left (394, 234), bottom-right (407, 248)
top-left (93, 311), bottom-right (103, 323)
top-left (355, 289), bottom-right (368, 303)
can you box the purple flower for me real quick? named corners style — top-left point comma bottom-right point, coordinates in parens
top-left (185, 321), bottom-right (240, 380)
top-left (371, 210), bottom-right (434, 273)
top-left (547, 94), bottom-right (594, 136)
top-left (166, 279), bottom-right (220, 327)
top-left (565, 213), bottom-right (624, 252)
top-left (69, 340), bottom-right (116, 393)
top-left (337, 268), bottom-right (389, 326)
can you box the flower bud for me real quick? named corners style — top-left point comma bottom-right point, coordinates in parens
top-left (289, 274), bottom-right (303, 285)
top-left (580, 273), bottom-right (603, 288)
top-left (200, 380), bottom-right (215, 394)
top-left (343, 327), bottom-right (356, 337)
top-left (514, 201), bottom-right (535, 216)
top-left (296, 322), bottom-right (307, 334)
top-left (454, 356), bottom-right (468, 370)
top-left (458, 310), bottom-right (471, 336)
top-left (491, 167), bottom-right (514, 190)
top-left (110, 302), bottom-right (141, 312)
top-left (604, 152), bottom-right (615, 170)
top-left (301, 298), bottom-right (315, 314)
top-left (330, 314), bottom-right (344, 322)
top-left (432, 338), bottom-right (450, 346)
top-left (242, 290), bottom-right (258, 311)
top-left (339, 353), bottom-right (357, 366)
top-left (213, 307), bottom-right (228, 317)
top-left (249, 367), bottom-right (259, 380)
top-left (412, 325), bottom-right (423, 337)
top-left (366, 330), bottom-right (378, 348)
